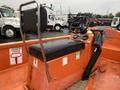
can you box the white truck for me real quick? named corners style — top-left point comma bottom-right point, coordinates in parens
top-left (45, 7), bottom-right (68, 31)
top-left (0, 7), bottom-right (20, 38)
top-left (111, 17), bottom-right (120, 30)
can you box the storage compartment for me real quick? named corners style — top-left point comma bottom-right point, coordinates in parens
top-left (29, 39), bottom-right (85, 61)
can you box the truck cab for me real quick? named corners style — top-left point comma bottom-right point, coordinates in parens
top-left (0, 7), bottom-right (20, 38)
top-left (46, 7), bottom-right (67, 31)
top-left (111, 17), bottom-right (120, 30)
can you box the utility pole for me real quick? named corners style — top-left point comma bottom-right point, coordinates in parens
top-left (107, 8), bottom-right (109, 16)
top-left (68, 7), bottom-right (71, 14)
top-left (60, 5), bottom-right (62, 15)
top-left (59, 0), bottom-right (62, 16)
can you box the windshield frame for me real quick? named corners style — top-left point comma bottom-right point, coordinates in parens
top-left (0, 8), bottom-right (14, 17)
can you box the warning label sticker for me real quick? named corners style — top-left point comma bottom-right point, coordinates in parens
top-left (9, 48), bottom-right (23, 65)
top-left (33, 58), bottom-right (38, 68)
top-left (76, 51), bottom-right (80, 60)
top-left (62, 57), bottom-right (68, 66)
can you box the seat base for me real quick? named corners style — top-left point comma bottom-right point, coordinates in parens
top-left (29, 39), bottom-right (85, 61)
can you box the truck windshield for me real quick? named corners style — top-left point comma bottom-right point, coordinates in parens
top-left (113, 18), bottom-right (118, 22)
top-left (0, 8), bottom-right (14, 17)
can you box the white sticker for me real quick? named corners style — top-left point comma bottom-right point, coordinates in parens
top-left (62, 57), bottom-right (68, 66)
top-left (76, 51), bottom-right (80, 60)
top-left (33, 58), bottom-right (38, 68)
top-left (9, 48), bottom-right (22, 65)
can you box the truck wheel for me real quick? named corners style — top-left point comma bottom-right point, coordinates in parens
top-left (4, 27), bottom-right (16, 38)
top-left (117, 25), bottom-right (120, 30)
top-left (54, 24), bottom-right (61, 31)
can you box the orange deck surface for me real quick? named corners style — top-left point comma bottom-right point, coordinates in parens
top-left (85, 28), bottom-right (120, 90)
top-left (0, 28), bottom-right (120, 90)
top-left (85, 59), bottom-right (120, 90)
top-left (0, 64), bottom-right (28, 90)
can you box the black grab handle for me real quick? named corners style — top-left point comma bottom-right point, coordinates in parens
top-left (19, 0), bottom-right (37, 10)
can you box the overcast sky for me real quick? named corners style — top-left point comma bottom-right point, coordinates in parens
top-left (0, 0), bottom-right (120, 15)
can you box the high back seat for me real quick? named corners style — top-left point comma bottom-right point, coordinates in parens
top-left (21, 6), bottom-right (47, 32)
top-left (29, 39), bottom-right (85, 61)
top-left (20, 4), bottom-right (85, 61)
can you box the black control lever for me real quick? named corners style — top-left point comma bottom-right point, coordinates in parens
top-left (82, 29), bottom-right (104, 80)
top-left (92, 29), bottom-right (104, 46)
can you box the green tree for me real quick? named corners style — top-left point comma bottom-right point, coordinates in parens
top-left (109, 13), bottom-right (114, 18)
top-left (95, 14), bottom-right (102, 18)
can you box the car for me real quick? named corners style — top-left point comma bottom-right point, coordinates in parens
top-left (111, 17), bottom-right (120, 30)
top-left (0, 7), bottom-right (20, 38)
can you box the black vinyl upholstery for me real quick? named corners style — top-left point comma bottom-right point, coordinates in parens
top-left (29, 39), bottom-right (85, 61)
top-left (21, 6), bottom-right (47, 33)
top-left (21, 8), bottom-right (38, 32)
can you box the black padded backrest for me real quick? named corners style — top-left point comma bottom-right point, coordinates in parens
top-left (40, 7), bottom-right (47, 32)
top-left (21, 6), bottom-right (47, 33)
top-left (21, 8), bottom-right (37, 32)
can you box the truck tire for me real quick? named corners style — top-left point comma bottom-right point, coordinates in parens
top-left (117, 25), bottom-right (120, 30)
top-left (4, 26), bottom-right (16, 38)
top-left (54, 24), bottom-right (61, 31)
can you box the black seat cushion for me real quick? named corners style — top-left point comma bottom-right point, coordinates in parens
top-left (29, 39), bottom-right (85, 61)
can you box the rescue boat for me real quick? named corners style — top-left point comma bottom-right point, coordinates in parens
top-left (0, 1), bottom-right (120, 90)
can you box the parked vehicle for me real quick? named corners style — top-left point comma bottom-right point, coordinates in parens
top-left (70, 16), bottom-right (89, 33)
top-left (45, 7), bottom-right (68, 31)
top-left (0, 7), bottom-right (20, 38)
top-left (111, 17), bottom-right (120, 30)
top-left (98, 18), bottom-right (112, 26)
top-left (89, 18), bottom-right (101, 26)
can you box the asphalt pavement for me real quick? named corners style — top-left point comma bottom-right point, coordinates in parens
top-left (0, 28), bottom-right (70, 43)
top-left (0, 26), bottom-right (109, 44)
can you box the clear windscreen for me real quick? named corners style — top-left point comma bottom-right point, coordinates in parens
top-left (0, 8), bottom-right (14, 17)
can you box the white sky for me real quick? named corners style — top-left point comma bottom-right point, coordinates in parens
top-left (0, 0), bottom-right (120, 15)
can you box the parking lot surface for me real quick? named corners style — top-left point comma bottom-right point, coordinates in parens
top-left (0, 26), bottom-right (109, 43)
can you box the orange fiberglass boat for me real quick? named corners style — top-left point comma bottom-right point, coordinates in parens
top-left (0, 1), bottom-right (120, 90)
